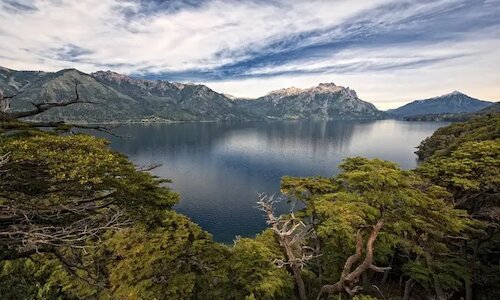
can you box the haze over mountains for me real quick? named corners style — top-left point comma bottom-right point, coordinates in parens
top-left (0, 66), bottom-right (494, 123)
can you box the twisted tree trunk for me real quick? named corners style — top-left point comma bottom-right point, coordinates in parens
top-left (317, 220), bottom-right (390, 299)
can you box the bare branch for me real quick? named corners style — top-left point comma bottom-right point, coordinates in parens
top-left (257, 194), bottom-right (314, 300)
top-left (6, 84), bottom-right (95, 120)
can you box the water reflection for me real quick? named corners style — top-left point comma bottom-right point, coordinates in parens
top-left (104, 120), bottom-right (446, 243)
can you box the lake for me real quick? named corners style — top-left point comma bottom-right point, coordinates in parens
top-left (104, 120), bottom-right (447, 243)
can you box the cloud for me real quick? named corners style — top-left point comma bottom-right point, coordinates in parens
top-left (1, 0), bottom-right (38, 13)
top-left (0, 0), bottom-right (499, 108)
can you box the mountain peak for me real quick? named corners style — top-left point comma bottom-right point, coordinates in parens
top-left (389, 91), bottom-right (492, 117)
top-left (441, 90), bottom-right (465, 97)
top-left (266, 82), bottom-right (348, 98)
top-left (91, 70), bottom-right (134, 83)
top-left (318, 82), bottom-right (337, 88)
top-left (266, 86), bottom-right (304, 97)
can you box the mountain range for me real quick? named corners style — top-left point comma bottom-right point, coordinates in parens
top-left (0, 66), bottom-right (495, 123)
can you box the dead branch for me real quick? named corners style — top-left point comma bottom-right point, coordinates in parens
top-left (257, 193), bottom-right (315, 300)
top-left (0, 207), bottom-right (130, 255)
top-left (0, 82), bottom-right (119, 137)
top-left (1, 82), bottom-right (95, 120)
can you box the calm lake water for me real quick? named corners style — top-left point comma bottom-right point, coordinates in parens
top-left (104, 120), bottom-right (446, 243)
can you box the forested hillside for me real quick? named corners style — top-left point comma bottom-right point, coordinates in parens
top-left (1, 91), bottom-right (498, 299)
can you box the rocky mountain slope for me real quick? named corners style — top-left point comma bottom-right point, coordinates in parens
top-left (235, 83), bottom-right (385, 120)
top-left (0, 67), bottom-right (256, 122)
top-left (1, 66), bottom-right (385, 122)
top-left (403, 102), bottom-right (499, 121)
top-left (388, 91), bottom-right (493, 118)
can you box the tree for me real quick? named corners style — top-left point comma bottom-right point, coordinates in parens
top-left (0, 132), bottom-right (179, 259)
top-left (97, 211), bottom-right (230, 299)
top-left (415, 114), bottom-right (500, 161)
top-left (277, 157), bottom-right (471, 299)
top-left (416, 115), bottom-right (500, 300)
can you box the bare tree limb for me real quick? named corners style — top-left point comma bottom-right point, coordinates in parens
top-left (1, 82), bottom-right (96, 121)
top-left (257, 194), bottom-right (316, 300)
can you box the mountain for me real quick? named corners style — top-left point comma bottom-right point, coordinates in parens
top-left (235, 83), bottom-right (385, 120)
top-left (1, 67), bottom-right (386, 122)
top-left (0, 67), bottom-right (256, 122)
top-left (388, 91), bottom-right (493, 118)
top-left (403, 102), bottom-right (500, 121)
top-left (91, 71), bottom-right (257, 121)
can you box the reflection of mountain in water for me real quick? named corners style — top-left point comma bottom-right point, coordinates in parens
top-left (108, 120), bottom-right (364, 159)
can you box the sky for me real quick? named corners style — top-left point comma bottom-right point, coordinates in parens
top-left (0, 0), bottom-right (499, 109)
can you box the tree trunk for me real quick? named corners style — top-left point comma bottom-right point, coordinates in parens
top-left (316, 220), bottom-right (389, 300)
top-left (315, 234), bottom-right (322, 282)
top-left (291, 265), bottom-right (308, 300)
top-left (425, 255), bottom-right (447, 300)
top-left (282, 236), bottom-right (307, 300)
top-left (465, 276), bottom-right (472, 300)
top-left (381, 253), bottom-right (395, 286)
top-left (403, 278), bottom-right (415, 300)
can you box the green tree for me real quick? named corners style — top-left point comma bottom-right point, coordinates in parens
top-left (416, 115), bottom-right (500, 300)
top-left (0, 132), bottom-right (179, 259)
top-left (279, 158), bottom-right (471, 299)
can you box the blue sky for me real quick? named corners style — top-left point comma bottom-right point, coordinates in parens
top-left (1, 0), bottom-right (499, 108)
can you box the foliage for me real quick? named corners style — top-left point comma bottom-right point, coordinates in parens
top-left (1, 131), bottom-right (178, 216)
top-left (229, 230), bottom-right (295, 299)
top-left (282, 157), bottom-right (471, 297)
top-left (416, 114), bottom-right (500, 299)
top-left (0, 131), bottom-right (179, 258)
top-left (415, 114), bottom-right (500, 160)
top-left (418, 140), bottom-right (499, 207)
top-left (99, 211), bottom-right (230, 299)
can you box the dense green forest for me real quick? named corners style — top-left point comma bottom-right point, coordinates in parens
top-left (0, 90), bottom-right (499, 299)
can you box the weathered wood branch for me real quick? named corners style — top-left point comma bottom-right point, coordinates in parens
top-left (1, 82), bottom-right (95, 120)
top-left (258, 194), bottom-right (314, 300)
top-left (0, 208), bottom-right (130, 257)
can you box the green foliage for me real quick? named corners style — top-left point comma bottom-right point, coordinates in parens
top-left (0, 132), bottom-right (178, 218)
top-left (416, 114), bottom-right (500, 160)
top-left (418, 140), bottom-right (500, 195)
top-left (416, 114), bottom-right (500, 299)
top-left (100, 211), bottom-right (230, 300)
top-left (282, 157), bottom-right (471, 293)
top-left (0, 258), bottom-right (65, 299)
top-left (229, 230), bottom-right (295, 299)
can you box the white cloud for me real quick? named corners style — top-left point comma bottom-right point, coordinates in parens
top-left (0, 0), bottom-right (392, 72)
